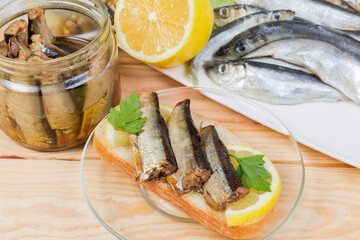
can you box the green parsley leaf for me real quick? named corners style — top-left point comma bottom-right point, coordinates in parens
top-left (209, 0), bottom-right (236, 9)
top-left (230, 154), bottom-right (272, 192)
top-left (108, 93), bottom-right (147, 134)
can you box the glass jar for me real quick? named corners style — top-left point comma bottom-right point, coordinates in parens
top-left (0, 0), bottom-right (119, 151)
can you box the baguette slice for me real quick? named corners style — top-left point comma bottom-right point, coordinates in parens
top-left (93, 114), bottom-right (278, 239)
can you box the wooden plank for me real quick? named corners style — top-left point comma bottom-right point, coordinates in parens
top-left (0, 159), bottom-right (112, 240)
top-left (0, 159), bottom-right (359, 239)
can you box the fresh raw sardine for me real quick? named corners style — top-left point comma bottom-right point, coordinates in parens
top-left (244, 57), bottom-right (312, 73)
top-left (245, 39), bottom-right (360, 104)
top-left (189, 10), bottom-right (295, 84)
top-left (167, 99), bottom-right (212, 194)
top-left (234, 0), bottom-right (360, 30)
top-left (205, 60), bottom-right (347, 104)
top-left (130, 92), bottom-right (177, 182)
top-left (201, 125), bottom-right (249, 211)
top-left (216, 21), bottom-right (360, 59)
top-left (214, 4), bottom-right (263, 27)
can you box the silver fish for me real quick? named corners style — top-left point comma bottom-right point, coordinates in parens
top-left (167, 99), bottom-right (212, 195)
top-left (345, 31), bottom-right (360, 41)
top-left (245, 39), bottom-right (360, 104)
top-left (234, 0), bottom-right (360, 30)
top-left (201, 125), bottom-right (249, 211)
top-left (216, 21), bottom-right (360, 59)
top-left (214, 4), bottom-right (263, 27)
top-left (130, 92), bottom-right (177, 182)
top-left (205, 60), bottom-right (347, 104)
top-left (244, 57), bottom-right (312, 73)
top-left (189, 10), bottom-right (295, 84)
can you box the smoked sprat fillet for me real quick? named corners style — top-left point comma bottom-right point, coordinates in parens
top-left (130, 92), bottom-right (177, 182)
top-left (200, 125), bottom-right (249, 211)
top-left (167, 99), bottom-right (212, 194)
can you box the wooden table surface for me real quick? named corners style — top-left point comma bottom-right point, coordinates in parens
top-left (0, 50), bottom-right (359, 240)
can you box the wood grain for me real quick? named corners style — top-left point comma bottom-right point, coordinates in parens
top-left (0, 49), bottom-right (359, 239)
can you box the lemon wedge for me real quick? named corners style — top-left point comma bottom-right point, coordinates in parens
top-left (114, 0), bottom-right (214, 67)
top-left (159, 103), bottom-right (173, 125)
top-left (105, 104), bottom-right (173, 148)
top-left (225, 144), bottom-right (281, 226)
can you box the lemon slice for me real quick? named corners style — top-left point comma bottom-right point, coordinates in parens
top-left (106, 104), bottom-right (173, 148)
top-left (225, 144), bottom-right (281, 226)
top-left (105, 106), bottom-right (130, 148)
top-left (114, 0), bottom-right (214, 67)
top-left (159, 103), bottom-right (173, 125)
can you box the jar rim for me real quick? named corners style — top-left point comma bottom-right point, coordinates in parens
top-left (0, 0), bottom-right (110, 69)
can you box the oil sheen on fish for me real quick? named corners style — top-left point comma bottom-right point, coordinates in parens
top-left (201, 125), bottom-right (249, 211)
top-left (245, 39), bottom-right (360, 104)
top-left (5, 80), bottom-right (56, 149)
top-left (167, 99), bottom-right (212, 195)
top-left (41, 81), bottom-right (81, 147)
top-left (130, 92), bottom-right (177, 182)
top-left (234, 0), bottom-right (360, 30)
top-left (205, 60), bottom-right (348, 104)
top-left (189, 10), bottom-right (295, 84)
top-left (214, 4), bottom-right (263, 27)
top-left (216, 21), bottom-right (360, 59)
top-left (0, 85), bottom-right (20, 141)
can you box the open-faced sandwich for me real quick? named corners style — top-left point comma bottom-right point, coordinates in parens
top-left (93, 92), bottom-right (281, 239)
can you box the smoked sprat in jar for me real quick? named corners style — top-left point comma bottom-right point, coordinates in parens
top-left (0, 0), bottom-right (119, 151)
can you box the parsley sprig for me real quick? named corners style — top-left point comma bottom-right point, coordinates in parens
top-left (108, 93), bottom-right (147, 134)
top-left (230, 154), bottom-right (271, 192)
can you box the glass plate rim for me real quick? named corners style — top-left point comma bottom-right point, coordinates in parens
top-left (80, 86), bottom-right (305, 240)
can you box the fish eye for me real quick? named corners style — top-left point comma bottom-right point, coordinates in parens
top-left (218, 63), bottom-right (229, 74)
top-left (272, 11), bottom-right (282, 21)
top-left (235, 43), bottom-right (246, 53)
top-left (220, 8), bottom-right (230, 18)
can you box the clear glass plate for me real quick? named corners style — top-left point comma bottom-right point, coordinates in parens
top-left (81, 87), bottom-right (305, 240)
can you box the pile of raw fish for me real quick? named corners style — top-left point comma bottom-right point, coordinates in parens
top-left (190, 0), bottom-right (360, 105)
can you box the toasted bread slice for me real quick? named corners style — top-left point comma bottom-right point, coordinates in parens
top-left (93, 115), bottom-right (277, 239)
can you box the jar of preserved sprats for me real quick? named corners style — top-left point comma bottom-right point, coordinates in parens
top-left (0, 0), bottom-right (119, 151)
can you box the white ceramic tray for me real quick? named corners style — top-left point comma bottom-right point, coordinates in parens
top-left (150, 63), bottom-right (360, 168)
